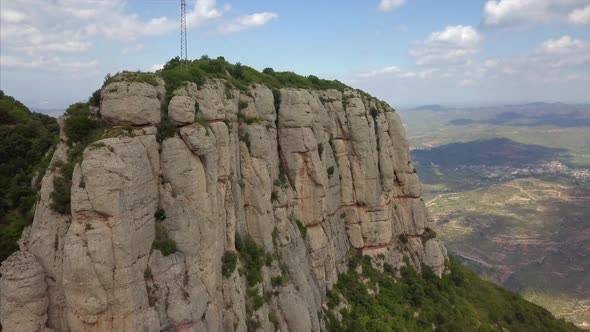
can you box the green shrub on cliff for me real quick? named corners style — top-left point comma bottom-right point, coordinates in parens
top-left (156, 117), bottom-right (177, 143)
top-left (221, 251), bottom-right (238, 278)
top-left (153, 221), bottom-right (177, 256)
top-left (64, 103), bottom-right (100, 145)
top-left (50, 103), bottom-right (103, 215)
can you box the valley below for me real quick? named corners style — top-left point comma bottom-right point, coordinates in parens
top-left (402, 103), bottom-right (590, 328)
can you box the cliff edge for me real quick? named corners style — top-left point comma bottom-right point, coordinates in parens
top-left (0, 58), bottom-right (447, 332)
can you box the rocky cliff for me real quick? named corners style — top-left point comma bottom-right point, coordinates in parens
top-left (0, 67), bottom-right (447, 332)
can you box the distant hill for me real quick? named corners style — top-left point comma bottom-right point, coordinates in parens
top-left (411, 104), bottom-right (448, 112)
top-left (412, 138), bottom-right (568, 168)
top-left (30, 108), bottom-right (66, 118)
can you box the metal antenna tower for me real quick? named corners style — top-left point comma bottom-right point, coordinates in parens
top-left (180, 0), bottom-right (188, 64)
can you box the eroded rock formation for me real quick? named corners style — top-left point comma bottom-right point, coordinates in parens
top-left (0, 77), bottom-right (447, 332)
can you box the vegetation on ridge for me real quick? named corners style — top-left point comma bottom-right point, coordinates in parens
top-left (0, 91), bottom-right (59, 261)
top-left (324, 255), bottom-right (579, 332)
top-left (156, 55), bottom-right (350, 103)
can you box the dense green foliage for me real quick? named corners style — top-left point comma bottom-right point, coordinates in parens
top-left (88, 89), bottom-right (101, 107)
top-left (0, 91), bottom-right (59, 260)
top-left (156, 56), bottom-right (350, 111)
top-left (325, 256), bottom-right (579, 332)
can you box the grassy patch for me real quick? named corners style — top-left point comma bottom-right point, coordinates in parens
top-left (152, 219), bottom-right (177, 256)
top-left (104, 71), bottom-right (159, 87)
top-left (222, 251), bottom-right (238, 278)
top-left (235, 233), bottom-right (267, 287)
top-left (156, 117), bottom-right (177, 143)
top-left (293, 217), bottom-right (307, 239)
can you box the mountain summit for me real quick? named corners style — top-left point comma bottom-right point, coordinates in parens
top-left (0, 57), bottom-right (577, 332)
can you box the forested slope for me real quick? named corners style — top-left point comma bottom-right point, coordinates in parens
top-left (0, 91), bottom-right (59, 260)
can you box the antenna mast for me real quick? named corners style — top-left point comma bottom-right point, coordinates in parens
top-left (180, 0), bottom-right (188, 65)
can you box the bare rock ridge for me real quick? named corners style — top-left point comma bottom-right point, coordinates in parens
top-left (0, 75), bottom-right (447, 332)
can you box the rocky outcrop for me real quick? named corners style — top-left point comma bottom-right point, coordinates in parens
top-left (100, 81), bottom-right (161, 125)
top-left (168, 95), bottom-right (196, 125)
top-left (0, 251), bottom-right (52, 332)
top-left (1, 75), bottom-right (447, 332)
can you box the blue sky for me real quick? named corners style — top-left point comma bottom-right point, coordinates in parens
top-left (1, 0), bottom-right (589, 112)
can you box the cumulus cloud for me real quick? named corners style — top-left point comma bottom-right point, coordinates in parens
top-left (569, 5), bottom-right (590, 25)
top-left (410, 25), bottom-right (481, 66)
top-left (483, 0), bottom-right (589, 26)
top-left (378, 0), bottom-right (405, 12)
top-left (0, 0), bottom-right (177, 54)
top-left (356, 35), bottom-right (589, 92)
top-left (0, 0), bottom-right (278, 73)
top-left (540, 35), bottom-right (587, 54)
top-left (186, 0), bottom-right (228, 28)
top-left (219, 12), bottom-right (278, 33)
top-left (534, 35), bottom-right (590, 69)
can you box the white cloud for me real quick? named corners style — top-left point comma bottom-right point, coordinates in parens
top-left (0, 55), bottom-right (97, 72)
top-left (359, 66), bottom-right (405, 78)
top-left (121, 44), bottom-right (145, 55)
top-left (0, 0), bottom-right (178, 61)
top-left (540, 35), bottom-right (586, 54)
top-left (355, 35), bottom-right (590, 101)
top-left (427, 25), bottom-right (481, 46)
top-left (569, 5), bottom-right (590, 25)
top-left (186, 0), bottom-right (227, 28)
top-left (219, 12), bottom-right (278, 33)
top-left (410, 25), bottom-right (481, 66)
top-left (472, 36), bottom-right (590, 83)
top-left (0, 0), bottom-right (277, 74)
top-left (378, 0), bottom-right (405, 12)
top-left (483, 0), bottom-right (589, 26)
top-left (358, 66), bottom-right (440, 79)
top-left (534, 35), bottom-right (590, 69)
top-left (150, 64), bottom-right (165, 72)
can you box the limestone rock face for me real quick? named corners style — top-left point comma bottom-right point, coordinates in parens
top-left (168, 95), bottom-right (196, 125)
top-left (2, 77), bottom-right (448, 332)
top-left (100, 81), bottom-right (161, 125)
top-left (0, 251), bottom-right (52, 332)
